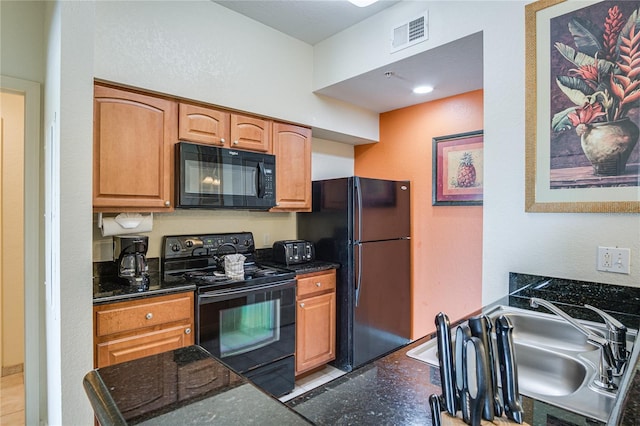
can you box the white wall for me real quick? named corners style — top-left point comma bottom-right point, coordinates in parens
top-left (43, 1), bottom-right (95, 424)
top-left (311, 138), bottom-right (355, 180)
top-left (5, 1), bottom-right (639, 424)
top-left (315, 1), bottom-right (640, 307)
top-left (93, 0), bottom-right (380, 144)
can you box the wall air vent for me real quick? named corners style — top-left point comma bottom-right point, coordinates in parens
top-left (391, 11), bottom-right (428, 53)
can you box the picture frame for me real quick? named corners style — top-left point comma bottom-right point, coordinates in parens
top-left (525, 0), bottom-right (640, 213)
top-left (432, 130), bottom-right (483, 206)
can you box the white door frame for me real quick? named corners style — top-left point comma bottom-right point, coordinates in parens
top-left (1, 75), bottom-right (43, 426)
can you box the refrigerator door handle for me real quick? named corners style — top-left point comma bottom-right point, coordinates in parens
top-left (355, 243), bottom-right (362, 307)
top-left (354, 177), bottom-right (363, 306)
top-left (354, 176), bottom-right (362, 243)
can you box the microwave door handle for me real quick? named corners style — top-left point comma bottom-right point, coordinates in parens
top-left (256, 161), bottom-right (266, 198)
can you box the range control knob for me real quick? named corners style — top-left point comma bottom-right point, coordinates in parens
top-left (185, 240), bottom-right (194, 248)
top-left (231, 237), bottom-right (239, 244)
top-left (171, 244), bottom-right (181, 252)
top-left (244, 239), bottom-right (252, 246)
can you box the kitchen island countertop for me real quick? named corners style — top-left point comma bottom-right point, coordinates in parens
top-left (85, 273), bottom-right (639, 425)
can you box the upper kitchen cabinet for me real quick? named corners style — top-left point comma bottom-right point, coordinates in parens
top-left (230, 114), bottom-right (272, 153)
top-left (178, 103), bottom-right (230, 147)
top-left (271, 123), bottom-right (312, 212)
top-left (93, 83), bottom-right (177, 212)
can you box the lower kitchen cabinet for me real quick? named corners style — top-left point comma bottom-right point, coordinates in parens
top-left (295, 270), bottom-right (336, 376)
top-left (93, 292), bottom-right (194, 368)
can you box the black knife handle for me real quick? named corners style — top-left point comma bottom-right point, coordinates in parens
top-left (455, 325), bottom-right (471, 424)
top-left (466, 337), bottom-right (488, 426)
top-left (484, 318), bottom-right (504, 418)
top-left (467, 316), bottom-right (495, 421)
top-left (429, 394), bottom-right (442, 426)
top-left (435, 313), bottom-right (457, 416)
top-left (495, 315), bottom-right (524, 424)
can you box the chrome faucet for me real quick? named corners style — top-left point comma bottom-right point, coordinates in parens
top-left (529, 297), bottom-right (629, 390)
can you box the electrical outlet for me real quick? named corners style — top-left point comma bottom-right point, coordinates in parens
top-left (597, 246), bottom-right (630, 274)
top-left (263, 233), bottom-right (270, 247)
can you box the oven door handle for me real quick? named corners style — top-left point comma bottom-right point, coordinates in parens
top-left (199, 280), bottom-right (294, 299)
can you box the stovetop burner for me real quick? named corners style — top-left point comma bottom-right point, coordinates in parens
top-left (183, 271), bottom-right (232, 284)
top-left (162, 232), bottom-right (295, 292)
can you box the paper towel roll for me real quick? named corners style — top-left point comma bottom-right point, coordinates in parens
top-left (100, 213), bottom-right (153, 237)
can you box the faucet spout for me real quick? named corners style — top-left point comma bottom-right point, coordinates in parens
top-left (529, 298), bottom-right (598, 340)
top-left (529, 297), bottom-right (629, 390)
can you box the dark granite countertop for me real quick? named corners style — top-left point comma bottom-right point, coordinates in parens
top-left (286, 273), bottom-right (640, 425)
top-left (85, 271), bottom-right (639, 425)
top-left (286, 317), bottom-right (596, 426)
top-left (93, 259), bottom-right (195, 305)
top-left (83, 345), bottom-right (311, 425)
top-left (92, 257), bottom-right (337, 305)
top-left (254, 248), bottom-right (340, 275)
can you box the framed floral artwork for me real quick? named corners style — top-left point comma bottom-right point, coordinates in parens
top-left (432, 130), bottom-right (483, 206)
top-left (525, 0), bottom-right (640, 213)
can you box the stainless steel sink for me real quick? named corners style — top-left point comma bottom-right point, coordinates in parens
top-left (506, 311), bottom-right (598, 352)
top-left (514, 343), bottom-right (586, 396)
top-left (406, 305), bottom-right (636, 422)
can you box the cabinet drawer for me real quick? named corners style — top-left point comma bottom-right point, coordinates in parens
top-left (96, 324), bottom-right (193, 368)
top-left (95, 293), bottom-right (193, 337)
top-left (297, 270), bottom-right (336, 299)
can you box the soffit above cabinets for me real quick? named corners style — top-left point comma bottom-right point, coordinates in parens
top-left (212, 1), bottom-right (483, 113)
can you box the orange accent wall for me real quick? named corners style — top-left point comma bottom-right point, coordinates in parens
top-left (355, 90), bottom-right (484, 340)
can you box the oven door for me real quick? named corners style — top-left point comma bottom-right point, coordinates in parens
top-left (196, 279), bottom-right (296, 374)
top-left (177, 142), bottom-right (276, 209)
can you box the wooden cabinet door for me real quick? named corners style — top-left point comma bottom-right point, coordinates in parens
top-left (178, 103), bottom-right (230, 146)
top-left (295, 291), bottom-right (336, 376)
top-left (230, 114), bottom-right (272, 152)
top-left (271, 123), bottom-right (311, 211)
top-left (96, 324), bottom-right (193, 368)
top-left (93, 84), bottom-right (177, 212)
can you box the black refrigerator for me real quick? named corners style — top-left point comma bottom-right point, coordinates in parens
top-left (297, 176), bottom-right (411, 371)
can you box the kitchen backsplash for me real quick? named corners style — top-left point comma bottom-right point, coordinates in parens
top-left (92, 209), bottom-right (297, 262)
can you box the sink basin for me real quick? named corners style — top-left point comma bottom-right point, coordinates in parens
top-left (515, 343), bottom-right (586, 396)
top-left (406, 305), bottom-right (637, 422)
top-left (505, 312), bottom-right (598, 352)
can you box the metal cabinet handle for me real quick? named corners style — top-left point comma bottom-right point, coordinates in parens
top-left (315, 282), bottom-right (322, 287)
top-left (185, 328), bottom-right (191, 335)
top-left (299, 303), bottom-right (305, 308)
top-left (233, 140), bottom-right (239, 145)
top-left (164, 200), bottom-right (170, 207)
top-left (220, 138), bottom-right (225, 144)
top-left (145, 313), bottom-right (153, 320)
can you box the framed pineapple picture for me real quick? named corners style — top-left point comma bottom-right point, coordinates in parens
top-left (432, 130), bottom-right (484, 206)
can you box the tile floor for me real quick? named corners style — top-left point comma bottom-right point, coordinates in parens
top-left (0, 373), bottom-right (24, 425)
top-left (279, 364), bottom-right (346, 403)
top-left (0, 366), bottom-right (340, 423)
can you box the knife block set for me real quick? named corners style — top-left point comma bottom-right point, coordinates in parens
top-left (430, 312), bottom-right (525, 426)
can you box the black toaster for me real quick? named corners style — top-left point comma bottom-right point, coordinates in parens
top-left (272, 240), bottom-right (315, 265)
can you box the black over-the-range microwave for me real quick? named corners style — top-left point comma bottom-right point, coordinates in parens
top-left (176, 141), bottom-right (276, 209)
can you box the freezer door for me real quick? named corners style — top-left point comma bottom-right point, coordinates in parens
top-left (353, 238), bottom-right (411, 368)
top-left (354, 178), bottom-right (410, 242)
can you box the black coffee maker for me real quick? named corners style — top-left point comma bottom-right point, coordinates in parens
top-left (114, 235), bottom-right (150, 288)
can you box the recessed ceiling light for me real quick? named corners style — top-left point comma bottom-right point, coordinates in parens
top-left (413, 85), bottom-right (434, 94)
top-left (348, 0), bottom-right (378, 7)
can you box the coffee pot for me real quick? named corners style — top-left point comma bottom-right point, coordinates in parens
top-left (114, 235), bottom-right (150, 288)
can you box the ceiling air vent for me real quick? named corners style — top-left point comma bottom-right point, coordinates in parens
top-left (391, 11), bottom-right (428, 53)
